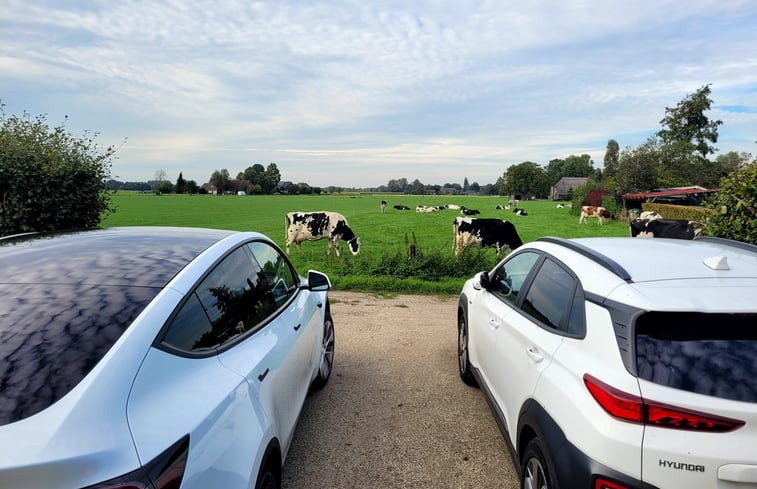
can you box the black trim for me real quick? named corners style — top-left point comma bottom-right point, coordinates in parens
top-left (537, 236), bottom-right (633, 282)
top-left (153, 238), bottom-right (302, 359)
top-left (518, 400), bottom-right (660, 489)
top-left (585, 292), bottom-right (646, 376)
top-left (694, 236), bottom-right (757, 254)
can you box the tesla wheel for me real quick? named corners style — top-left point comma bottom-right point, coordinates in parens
top-left (458, 310), bottom-right (478, 387)
top-left (255, 468), bottom-right (279, 489)
top-left (521, 438), bottom-right (554, 489)
top-left (311, 310), bottom-right (334, 391)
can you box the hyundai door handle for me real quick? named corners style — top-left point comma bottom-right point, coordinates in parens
top-left (526, 348), bottom-right (544, 363)
top-left (294, 323), bottom-right (301, 331)
top-left (317, 301), bottom-right (323, 308)
top-left (489, 318), bottom-right (501, 329)
top-left (258, 368), bottom-right (270, 382)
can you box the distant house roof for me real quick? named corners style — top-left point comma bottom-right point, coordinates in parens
top-left (549, 177), bottom-right (589, 200)
top-left (277, 181), bottom-right (293, 190)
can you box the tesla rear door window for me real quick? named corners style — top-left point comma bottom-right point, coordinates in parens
top-left (636, 312), bottom-right (757, 402)
top-left (0, 284), bottom-right (157, 426)
top-left (162, 245), bottom-right (281, 353)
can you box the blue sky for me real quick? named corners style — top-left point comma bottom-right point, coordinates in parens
top-left (2, 0), bottom-right (756, 188)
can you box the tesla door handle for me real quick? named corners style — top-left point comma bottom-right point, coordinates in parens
top-left (258, 368), bottom-right (270, 382)
top-left (526, 348), bottom-right (544, 363)
top-left (489, 318), bottom-right (501, 329)
top-left (294, 323), bottom-right (301, 331)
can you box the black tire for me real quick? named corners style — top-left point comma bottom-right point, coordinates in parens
top-left (458, 310), bottom-right (478, 387)
top-left (310, 309), bottom-right (334, 391)
top-left (255, 468), bottom-right (279, 489)
top-left (520, 438), bottom-right (554, 489)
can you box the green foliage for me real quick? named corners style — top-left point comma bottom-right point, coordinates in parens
top-left (658, 84), bottom-right (722, 159)
top-left (603, 139), bottom-right (620, 179)
top-left (704, 162), bottom-right (757, 244)
top-left (600, 194), bottom-right (620, 216)
top-left (503, 161), bottom-right (549, 198)
top-left (546, 154), bottom-right (595, 186)
top-left (0, 110), bottom-right (114, 235)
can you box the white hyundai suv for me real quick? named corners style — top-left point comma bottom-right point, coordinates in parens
top-left (457, 236), bottom-right (757, 489)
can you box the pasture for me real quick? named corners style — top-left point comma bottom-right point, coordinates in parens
top-left (102, 192), bottom-right (629, 293)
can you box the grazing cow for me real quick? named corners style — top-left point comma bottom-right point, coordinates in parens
top-left (285, 211), bottom-right (361, 256)
top-left (579, 206), bottom-right (614, 225)
top-left (556, 204), bottom-right (564, 209)
top-left (495, 205), bottom-right (509, 210)
top-left (393, 205), bottom-right (410, 210)
top-left (461, 208), bottom-right (480, 215)
top-left (513, 207), bottom-right (528, 216)
top-left (453, 217), bottom-right (523, 256)
top-left (381, 200), bottom-right (387, 213)
top-left (416, 205), bottom-right (439, 213)
top-left (639, 210), bottom-right (662, 220)
top-left (630, 218), bottom-right (701, 240)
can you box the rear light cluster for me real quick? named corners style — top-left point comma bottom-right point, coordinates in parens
top-left (82, 435), bottom-right (189, 489)
top-left (584, 374), bottom-right (744, 432)
top-left (594, 478), bottom-right (631, 489)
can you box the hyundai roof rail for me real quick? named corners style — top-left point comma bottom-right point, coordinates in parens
top-left (537, 236), bottom-right (633, 282)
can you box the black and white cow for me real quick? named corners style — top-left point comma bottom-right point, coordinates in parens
top-left (453, 217), bottom-right (523, 256)
top-left (393, 205), bottom-right (410, 210)
top-left (381, 200), bottom-right (387, 213)
top-left (285, 211), bottom-right (361, 256)
top-left (630, 218), bottom-right (701, 240)
top-left (513, 207), bottom-right (528, 216)
top-left (461, 208), bottom-right (480, 215)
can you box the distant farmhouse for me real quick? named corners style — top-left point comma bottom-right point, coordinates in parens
top-left (550, 177), bottom-right (589, 201)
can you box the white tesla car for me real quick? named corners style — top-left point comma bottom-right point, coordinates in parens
top-left (0, 227), bottom-right (335, 489)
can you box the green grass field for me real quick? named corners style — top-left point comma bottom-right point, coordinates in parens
top-left (102, 192), bottom-right (629, 294)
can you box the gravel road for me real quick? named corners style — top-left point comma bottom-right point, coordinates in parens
top-left (282, 291), bottom-right (519, 489)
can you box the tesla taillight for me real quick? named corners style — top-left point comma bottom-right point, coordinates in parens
top-left (81, 435), bottom-right (189, 489)
top-left (584, 374), bottom-right (744, 433)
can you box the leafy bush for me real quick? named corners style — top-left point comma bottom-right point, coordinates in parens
top-left (705, 162), bottom-right (757, 244)
top-left (0, 111), bottom-right (115, 235)
top-left (641, 203), bottom-right (712, 222)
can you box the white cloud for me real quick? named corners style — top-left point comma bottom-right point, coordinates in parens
top-left (2, 0), bottom-right (756, 186)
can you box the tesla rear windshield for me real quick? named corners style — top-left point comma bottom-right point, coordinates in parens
top-left (0, 284), bottom-right (158, 426)
top-left (635, 312), bottom-right (757, 402)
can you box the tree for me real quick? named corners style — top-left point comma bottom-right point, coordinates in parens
top-left (154, 169), bottom-right (167, 190)
top-left (175, 172), bottom-right (186, 194)
top-left (185, 180), bottom-right (199, 194)
top-left (502, 161), bottom-right (549, 198)
top-left (603, 139), bottom-right (620, 178)
top-left (614, 138), bottom-right (660, 194)
top-left (0, 110), bottom-right (115, 234)
top-left (387, 178), bottom-right (408, 193)
top-left (705, 161), bottom-right (757, 244)
top-left (263, 163), bottom-right (281, 194)
top-left (410, 179), bottom-right (425, 195)
top-left (463, 177), bottom-right (470, 192)
top-left (658, 84), bottom-right (722, 159)
top-left (545, 154), bottom-right (594, 186)
top-left (209, 169), bottom-right (230, 194)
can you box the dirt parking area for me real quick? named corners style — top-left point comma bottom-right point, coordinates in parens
top-left (282, 291), bottom-right (519, 489)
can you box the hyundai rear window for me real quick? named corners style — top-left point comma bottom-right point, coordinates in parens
top-left (635, 312), bottom-right (757, 402)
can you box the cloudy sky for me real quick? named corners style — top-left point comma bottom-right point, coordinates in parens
top-left (2, 1), bottom-right (756, 188)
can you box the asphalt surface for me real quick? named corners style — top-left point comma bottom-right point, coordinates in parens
top-left (282, 292), bottom-right (519, 489)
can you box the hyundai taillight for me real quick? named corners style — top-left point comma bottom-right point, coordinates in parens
top-left (595, 477), bottom-right (631, 489)
top-left (584, 374), bottom-right (744, 432)
top-left (81, 435), bottom-right (189, 489)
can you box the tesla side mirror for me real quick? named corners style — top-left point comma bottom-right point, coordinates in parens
top-left (474, 271), bottom-right (491, 291)
top-left (307, 270), bottom-right (331, 291)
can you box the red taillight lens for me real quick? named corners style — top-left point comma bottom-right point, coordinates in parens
top-left (584, 374), bottom-right (744, 433)
top-left (81, 435), bottom-right (189, 489)
top-left (595, 477), bottom-right (631, 489)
